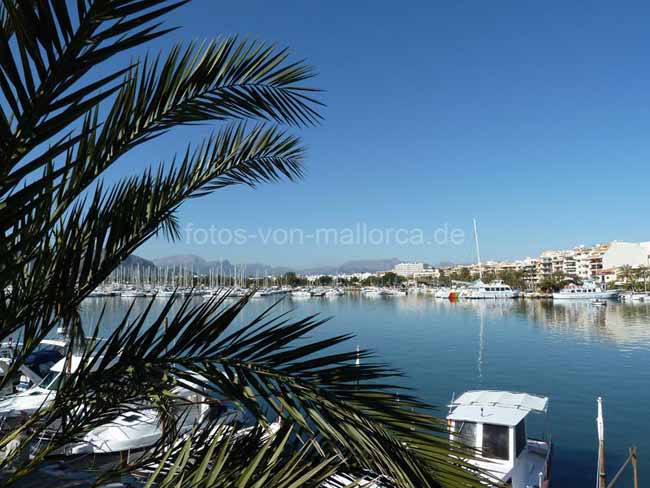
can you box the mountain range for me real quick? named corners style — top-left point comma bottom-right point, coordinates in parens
top-left (120, 254), bottom-right (409, 275)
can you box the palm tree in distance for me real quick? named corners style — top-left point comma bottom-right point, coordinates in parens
top-left (0, 2), bottom-right (484, 486)
top-left (618, 265), bottom-right (637, 291)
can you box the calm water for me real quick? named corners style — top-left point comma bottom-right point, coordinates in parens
top-left (79, 295), bottom-right (650, 487)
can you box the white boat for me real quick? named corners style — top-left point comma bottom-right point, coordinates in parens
top-left (552, 280), bottom-right (619, 300)
top-left (310, 288), bottom-right (327, 297)
top-left (120, 288), bottom-right (146, 298)
top-left (0, 353), bottom-right (110, 428)
top-left (52, 380), bottom-right (244, 467)
top-left (134, 418), bottom-right (283, 479)
top-left (447, 390), bottom-right (552, 488)
top-left (325, 288), bottom-right (344, 297)
top-left (0, 339), bottom-right (66, 396)
top-left (434, 287), bottom-right (451, 299)
top-left (291, 289), bottom-right (312, 299)
top-left (0, 366), bottom-right (60, 426)
top-left (156, 289), bottom-right (175, 298)
top-left (385, 288), bottom-right (406, 297)
top-left (464, 280), bottom-right (517, 299)
top-left (362, 287), bottom-right (386, 297)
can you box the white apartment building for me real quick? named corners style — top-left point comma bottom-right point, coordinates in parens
top-left (413, 269), bottom-right (441, 280)
top-left (602, 241), bottom-right (650, 270)
top-left (393, 262), bottom-right (429, 277)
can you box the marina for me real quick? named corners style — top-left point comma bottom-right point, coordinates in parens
top-left (66, 292), bottom-right (650, 487)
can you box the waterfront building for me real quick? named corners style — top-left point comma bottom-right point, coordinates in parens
top-left (562, 256), bottom-right (577, 276)
top-left (393, 262), bottom-right (431, 278)
top-left (601, 241), bottom-right (650, 270)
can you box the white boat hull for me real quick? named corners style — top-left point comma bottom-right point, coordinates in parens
top-left (553, 290), bottom-right (619, 300)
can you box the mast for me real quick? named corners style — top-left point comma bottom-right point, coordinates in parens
top-left (473, 218), bottom-right (483, 281)
top-left (597, 396), bottom-right (606, 488)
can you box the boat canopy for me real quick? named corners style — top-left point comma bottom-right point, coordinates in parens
top-left (50, 355), bottom-right (109, 373)
top-left (448, 390), bottom-right (549, 427)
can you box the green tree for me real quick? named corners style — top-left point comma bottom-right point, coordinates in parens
top-left (283, 271), bottom-right (303, 287)
top-left (635, 266), bottom-right (650, 292)
top-left (0, 1), bottom-right (481, 487)
top-left (498, 270), bottom-right (525, 290)
top-left (537, 272), bottom-right (567, 293)
top-left (380, 272), bottom-right (404, 286)
top-left (317, 275), bottom-right (333, 286)
top-left (618, 265), bottom-right (637, 291)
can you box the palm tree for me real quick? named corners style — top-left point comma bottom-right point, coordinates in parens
top-left (635, 266), bottom-right (650, 293)
top-left (0, 1), bottom-right (483, 487)
top-left (618, 265), bottom-right (637, 291)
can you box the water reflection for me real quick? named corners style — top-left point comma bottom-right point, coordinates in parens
top-left (79, 296), bottom-right (650, 351)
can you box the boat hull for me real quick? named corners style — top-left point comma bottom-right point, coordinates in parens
top-left (552, 290), bottom-right (619, 300)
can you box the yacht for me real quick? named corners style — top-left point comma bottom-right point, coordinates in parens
top-left (464, 280), bottom-right (518, 299)
top-left (50, 379), bottom-right (244, 467)
top-left (251, 289), bottom-right (268, 298)
top-left (447, 390), bottom-right (552, 488)
top-left (155, 288), bottom-right (175, 298)
top-left (325, 288), bottom-right (344, 297)
top-left (291, 289), bottom-right (312, 299)
top-left (120, 288), bottom-right (146, 298)
top-left (361, 287), bottom-right (386, 297)
top-left (0, 339), bottom-right (66, 396)
top-left (310, 288), bottom-right (327, 297)
top-left (552, 280), bottom-right (619, 300)
top-left (434, 287), bottom-right (451, 299)
top-left (385, 288), bottom-right (407, 297)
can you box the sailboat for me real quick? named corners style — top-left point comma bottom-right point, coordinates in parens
top-left (465, 219), bottom-right (517, 299)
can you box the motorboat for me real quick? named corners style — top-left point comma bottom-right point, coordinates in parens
top-left (0, 353), bottom-right (110, 430)
top-left (310, 288), bottom-right (327, 297)
top-left (552, 280), bottom-right (619, 300)
top-left (49, 379), bottom-right (244, 468)
top-left (434, 287), bottom-right (451, 299)
top-left (155, 288), bottom-right (175, 298)
top-left (447, 390), bottom-right (552, 488)
top-left (385, 288), bottom-right (407, 297)
top-left (120, 288), bottom-right (146, 298)
top-left (0, 339), bottom-right (66, 396)
top-left (133, 417), bottom-right (283, 479)
top-left (291, 289), bottom-right (312, 299)
top-left (325, 288), bottom-right (344, 297)
top-left (464, 280), bottom-right (518, 299)
top-left (361, 287), bottom-right (386, 297)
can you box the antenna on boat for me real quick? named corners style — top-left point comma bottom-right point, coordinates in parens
top-left (473, 218), bottom-right (483, 281)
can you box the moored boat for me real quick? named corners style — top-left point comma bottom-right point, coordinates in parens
top-left (464, 280), bottom-right (518, 299)
top-left (447, 390), bottom-right (552, 488)
top-left (552, 280), bottom-right (618, 300)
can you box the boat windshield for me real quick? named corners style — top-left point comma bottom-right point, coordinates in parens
top-left (454, 421), bottom-right (477, 447)
top-left (39, 371), bottom-right (62, 391)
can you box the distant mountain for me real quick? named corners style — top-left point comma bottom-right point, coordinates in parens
top-left (121, 254), bottom-right (156, 269)
top-left (152, 254), bottom-right (208, 269)
top-left (142, 254), bottom-right (406, 276)
top-left (292, 258), bottom-right (402, 275)
top-left (150, 254), bottom-right (291, 276)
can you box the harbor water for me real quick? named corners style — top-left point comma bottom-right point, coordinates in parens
top-left (79, 295), bottom-right (650, 487)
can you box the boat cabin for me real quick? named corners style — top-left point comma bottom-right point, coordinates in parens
top-left (447, 391), bottom-right (551, 488)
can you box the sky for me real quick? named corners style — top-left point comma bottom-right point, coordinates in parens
top-left (112, 0), bottom-right (650, 267)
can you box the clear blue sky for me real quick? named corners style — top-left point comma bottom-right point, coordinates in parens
top-left (121, 0), bottom-right (650, 267)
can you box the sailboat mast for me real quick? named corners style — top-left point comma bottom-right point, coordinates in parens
top-left (473, 218), bottom-right (483, 280)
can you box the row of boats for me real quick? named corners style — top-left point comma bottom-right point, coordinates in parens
top-left (87, 280), bottom-right (649, 305)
